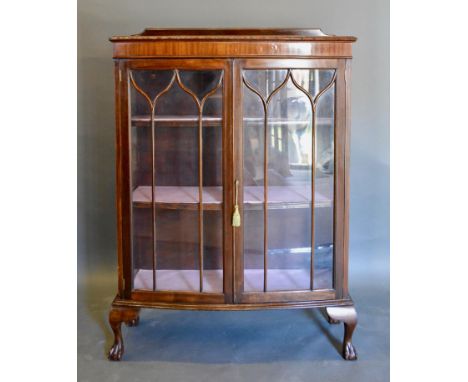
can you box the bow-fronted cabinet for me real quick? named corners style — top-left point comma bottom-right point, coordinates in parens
top-left (109, 28), bottom-right (358, 361)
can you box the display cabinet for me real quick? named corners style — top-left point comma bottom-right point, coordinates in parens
top-left (109, 28), bottom-right (357, 361)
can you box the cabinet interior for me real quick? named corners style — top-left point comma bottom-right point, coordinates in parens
top-left (129, 68), bottom-right (336, 294)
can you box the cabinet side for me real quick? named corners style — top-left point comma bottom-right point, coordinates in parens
top-left (114, 60), bottom-right (133, 298)
top-left (342, 58), bottom-right (352, 298)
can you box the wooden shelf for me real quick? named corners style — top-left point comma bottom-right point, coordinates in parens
top-left (243, 268), bottom-right (331, 292)
top-left (133, 268), bottom-right (331, 293)
top-left (244, 185), bottom-right (331, 208)
top-left (133, 186), bottom-right (222, 210)
top-left (134, 269), bottom-right (223, 293)
top-left (132, 115), bottom-right (222, 127)
top-left (244, 117), bottom-right (333, 126)
top-left (132, 185), bottom-right (332, 210)
top-left (131, 115), bottom-right (333, 127)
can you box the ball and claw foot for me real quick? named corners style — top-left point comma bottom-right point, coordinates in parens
top-left (343, 341), bottom-right (357, 361)
top-left (108, 340), bottom-right (123, 361)
top-left (326, 306), bottom-right (358, 361)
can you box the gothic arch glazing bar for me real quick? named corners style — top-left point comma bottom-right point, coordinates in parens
top-left (175, 70), bottom-right (224, 292)
top-left (129, 70), bottom-right (176, 291)
top-left (242, 67), bottom-right (337, 293)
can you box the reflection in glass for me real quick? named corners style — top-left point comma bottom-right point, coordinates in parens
top-left (244, 69), bottom-right (288, 100)
top-left (242, 68), bottom-right (335, 292)
top-left (202, 86), bottom-right (223, 292)
top-left (243, 84), bottom-right (265, 292)
top-left (266, 76), bottom-right (312, 291)
top-left (314, 83), bottom-right (335, 289)
top-left (179, 70), bottom-right (223, 101)
top-left (131, 70), bottom-right (174, 102)
top-left (291, 69), bottom-right (335, 99)
top-left (130, 83), bottom-right (153, 291)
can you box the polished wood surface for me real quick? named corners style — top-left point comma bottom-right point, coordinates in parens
top-left (112, 295), bottom-right (354, 311)
top-left (112, 41), bottom-right (354, 59)
top-left (110, 28), bottom-right (357, 361)
top-left (110, 28), bottom-right (357, 41)
top-left (111, 29), bottom-right (355, 59)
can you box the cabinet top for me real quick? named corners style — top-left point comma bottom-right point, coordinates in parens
top-left (110, 28), bottom-right (357, 42)
top-left (110, 28), bottom-right (356, 59)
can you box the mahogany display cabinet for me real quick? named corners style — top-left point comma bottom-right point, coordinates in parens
top-left (108, 28), bottom-right (358, 361)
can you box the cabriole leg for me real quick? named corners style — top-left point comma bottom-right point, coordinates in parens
top-left (321, 307), bottom-right (340, 324)
top-left (108, 307), bottom-right (140, 361)
top-left (325, 305), bottom-right (358, 360)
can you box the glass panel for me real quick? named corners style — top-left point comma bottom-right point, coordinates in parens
top-left (203, 210), bottom-right (223, 292)
top-left (131, 70), bottom-right (174, 102)
top-left (314, 82), bottom-right (335, 289)
top-left (153, 208), bottom-right (199, 291)
top-left (153, 75), bottom-right (200, 292)
top-left (243, 209), bottom-right (264, 292)
top-left (129, 69), bottom-right (223, 293)
top-left (266, 74), bottom-right (312, 291)
top-left (130, 82), bottom-right (153, 291)
top-left (242, 68), bottom-right (335, 293)
top-left (244, 69), bottom-right (288, 100)
top-left (243, 80), bottom-right (265, 292)
top-left (179, 70), bottom-right (223, 101)
top-left (202, 86), bottom-right (223, 293)
top-left (291, 69), bottom-right (335, 99)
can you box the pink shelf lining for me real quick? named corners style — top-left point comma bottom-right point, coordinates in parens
top-left (133, 268), bottom-right (331, 293)
top-left (131, 115), bottom-right (333, 126)
top-left (132, 185), bottom-right (331, 206)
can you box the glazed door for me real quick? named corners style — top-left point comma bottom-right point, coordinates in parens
top-left (122, 59), bottom-right (232, 304)
top-left (233, 59), bottom-right (346, 304)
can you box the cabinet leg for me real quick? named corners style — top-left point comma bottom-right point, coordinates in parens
top-left (124, 314), bottom-right (140, 327)
top-left (325, 306), bottom-right (358, 360)
top-left (108, 307), bottom-right (140, 361)
top-left (321, 308), bottom-right (340, 324)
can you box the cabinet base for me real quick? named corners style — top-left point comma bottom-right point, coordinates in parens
top-left (107, 296), bottom-right (357, 361)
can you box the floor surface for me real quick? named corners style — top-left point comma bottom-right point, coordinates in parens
top-left (78, 266), bottom-right (389, 382)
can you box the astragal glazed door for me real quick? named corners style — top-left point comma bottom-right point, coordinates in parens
top-left (233, 59), bottom-right (347, 304)
top-left (122, 59), bottom-right (233, 304)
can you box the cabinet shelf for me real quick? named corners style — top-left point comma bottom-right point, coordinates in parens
top-left (134, 269), bottom-right (223, 292)
top-left (131, 115), bottom-right (333, 127)
top-left (132, 115), bottom-right (222, 127)
top-left (132, 185), bottom-right (332, 210)
top-left (133, 268), bottom-right (331, 293)
top-left (132, 186), bottom-right (222, 210)
top-left (244, 117), bottom-right (333, 126)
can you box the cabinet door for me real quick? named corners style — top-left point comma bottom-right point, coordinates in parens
top-left (120, 59), bottom-right (232, 304)
top-left (233, 59), bottom-right (346, 303)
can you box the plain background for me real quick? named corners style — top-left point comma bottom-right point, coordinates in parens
top-left (78, 0), bottom-right (389, 282)
top-left (77, 0), bottom-right (389, 380)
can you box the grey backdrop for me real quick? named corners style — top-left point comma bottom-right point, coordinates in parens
top-left (78, 1), bottom-right (388, 380)
top-left (78, 0), bottom-right (389, 281)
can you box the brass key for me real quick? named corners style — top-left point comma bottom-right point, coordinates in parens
top-left (232, 180), bottom-right (241, 227)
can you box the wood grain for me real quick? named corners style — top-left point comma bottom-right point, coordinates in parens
top-left (111, 28), bottom-right (357, 42)
top-left (112, 41), bottom-right (354, 59)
